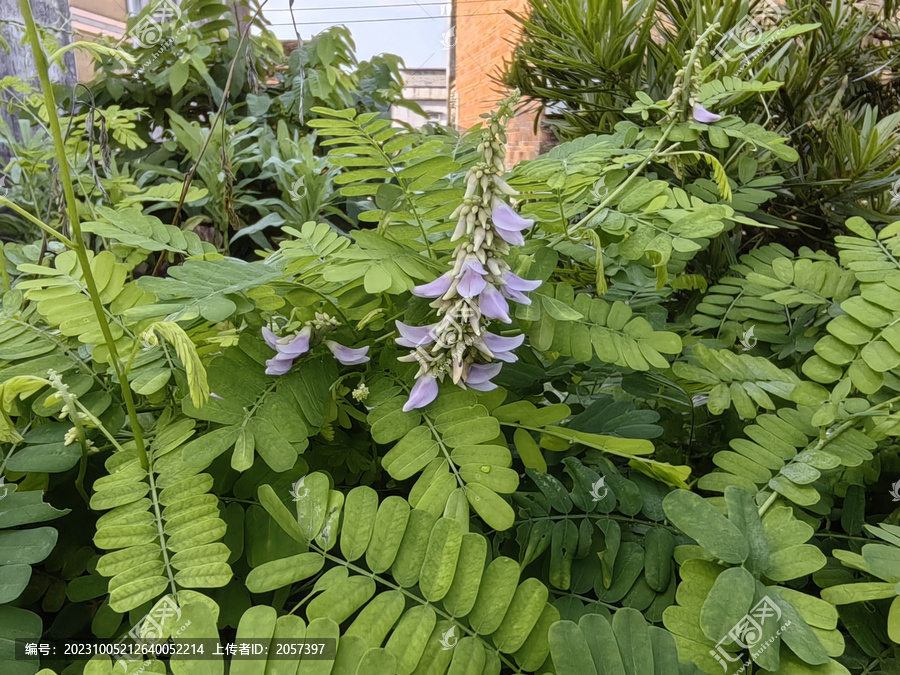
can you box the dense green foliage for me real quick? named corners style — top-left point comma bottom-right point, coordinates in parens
top-left (1, 1), bottom-right (900, 674)
top-left (507, 0), bottom-right (900, 237)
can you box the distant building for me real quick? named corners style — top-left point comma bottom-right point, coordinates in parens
top-left (69, 0), bottom-right (129, 80)
top-left (392, 68), bottom-right (448, 127)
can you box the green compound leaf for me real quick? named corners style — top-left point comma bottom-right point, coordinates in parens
top-left (92, 418), bottom-right (232, 612)
top-left (247, 471), bottom-right (565, 672)
top-left (662, 490), bottom-right (748, 564)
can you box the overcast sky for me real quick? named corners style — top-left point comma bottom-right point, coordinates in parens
top-left (262, 0), bottom-right (452, 70)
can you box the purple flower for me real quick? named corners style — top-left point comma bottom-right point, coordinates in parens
top-left (492, 201), bottom-right (534, 246)
top-left (403, 374), bottom-right (439, 412)
top-left (501, 271), bottom-right (542, 305)
top-left (395, 321), bottom-right (437, 348)
top-left (266, 354), bottom-right (297, 376)
top-left (456, 257), bottom-right (488, 298)
top-left (466, 363), bottom-right (502, 391)
top-left (480, 283), bottom-right (511, 323)
top-left (264, 327), bottom-right (312, 376)
top-left (262, 327), bottom-right (279, 350)
top-left (412, 274), bottom-right (452, 298)
top-left (692, 103), bottom-right (722, 124)
top-left (479, 332), bottom-right (525, 362)
top-left (325, 340), bottom-right (370, 366)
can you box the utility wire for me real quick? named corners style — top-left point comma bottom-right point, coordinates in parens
top-left (265, 11), bottom-right (507, 26)
top-left (264, 0), bottom-right (502, 11)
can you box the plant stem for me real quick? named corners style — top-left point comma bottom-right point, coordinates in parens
top-left (0, 243), bottom-right (10, 292)
top-left (18, 0), bottom-right (148, 469)
top-left (0, 196), bottom-right (74, 247)
top-left (568, 23), bottom-right (722, 238)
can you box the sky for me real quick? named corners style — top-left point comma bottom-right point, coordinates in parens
top-left (262, 0), bottom-right (453, 70)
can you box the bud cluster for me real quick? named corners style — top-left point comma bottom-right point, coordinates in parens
top-left (396, 100), bottom-right (539, 412)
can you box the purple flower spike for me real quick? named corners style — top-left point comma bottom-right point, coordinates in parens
top-left (413, 274), bottom-right (453, 298)
top-left (467, 362), bottom-right (503, 391)
top-left (482, 332), bottom-right (525, 362)
top-left (692, 103), bottom-right (722, 124)
top-left (395, 321), bottom-right (437, 348)
top-left (492, 201), bottom-right (534, 246)
top-left (480, 283), bottom-right (512, 323)
top-left (403, 374), bottom-right (439, 412)
top-left (456, 257), bottom-right (488, 298)
top-left (325, 341), bottom-right (370, 366)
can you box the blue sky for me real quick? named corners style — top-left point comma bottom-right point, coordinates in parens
top-left (262, 0), bottom-right (452, 70)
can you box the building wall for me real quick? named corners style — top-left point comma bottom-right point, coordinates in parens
top-left (392, 69), bottom-right (448, 127)
top-left (451, 0), bottom-right (547, 164)
top-left (67, 0), bottom-right (128, 81)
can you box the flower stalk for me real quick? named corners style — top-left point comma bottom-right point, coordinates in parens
top-left (397, 97), bottom-right (538, 412)
top-left (18, 0), bottom-right (148, 469)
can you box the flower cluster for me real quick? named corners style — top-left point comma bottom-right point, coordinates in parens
top-left (666, 31), bottom-right (722, 124)
top-left (45, 369), bottom-right (95, 448)
top-left (396, 102), bottom-right (539, 412)
top-left (263, 312), bottom-right (369, 376)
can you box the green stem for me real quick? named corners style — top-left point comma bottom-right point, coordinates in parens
top-left (148, 457), bottom-right (178, 599)
top-left (567, 120), bottom-right (677, 237)
top-left (758, 394), bottom-right (900, 518)
top-left (364, 125), bottom-right (434, 259)
top-left (546, 588), bottom-right (619, 612)
top-left (0, 246), bottom-right (12, 291)
top-left (73, 400), bottom-right (127, 453)
top-left (0, 243), bottom-right (10, 291)
top-left (861, 646), bottom-right (896, 675)
top-left (0, 196), bottom-right (74, 247)
top-left (72, 424), bottom-right (90, 507)
top-left (518, 512), bottom-right (682, 534)
top-left (567, 23), bottom-right (721, 240)
top-left (18, 0), bottom-right (148, 470)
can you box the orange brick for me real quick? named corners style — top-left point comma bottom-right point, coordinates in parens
top-left (452, 0), bottom-right (550, 164)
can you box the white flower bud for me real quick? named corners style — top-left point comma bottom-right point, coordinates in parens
top-left (473, 227), bottom-right (486, 250)
top-left (451, 217), bottom-right (467, 241)
top-left (493, 176), bottom-right (518, 196)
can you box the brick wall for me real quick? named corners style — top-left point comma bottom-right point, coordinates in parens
top-left (452, 0), bottom-right (547, 164)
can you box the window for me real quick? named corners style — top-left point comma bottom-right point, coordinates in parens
top-left (126, 0), bottom-right (151, 14)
